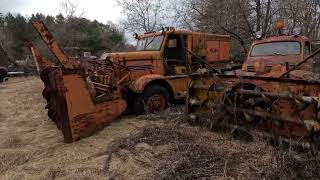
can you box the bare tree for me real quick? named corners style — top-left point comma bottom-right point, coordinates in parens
top-left (174, 0), bottom-right (253, 54)
top-left (117, 0), bottom-right (165, 32)
top-left (59, 0), bottom-right (85, 19)
top-left (172, 0), bottom-right (320, 57)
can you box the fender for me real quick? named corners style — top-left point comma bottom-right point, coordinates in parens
top-left (128, 74), bottom-right (173, 94)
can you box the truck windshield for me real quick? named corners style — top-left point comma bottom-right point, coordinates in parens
top-left (136, 35), bottom-right (164, 51)
top-left (250, 41), bottom-right (301, 56)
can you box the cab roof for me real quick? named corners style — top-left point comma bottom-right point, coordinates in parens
top-left (253, 35), bottom-right (310, 45)
top-left (141, 29), bottom-right (230, 39)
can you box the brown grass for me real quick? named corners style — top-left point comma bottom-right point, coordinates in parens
top-left (1, 77), bottom-right (320, 180)
top-left (0, 77), bottom-right (156, 179)
top-left (103, 119), bottom-right (320, 179)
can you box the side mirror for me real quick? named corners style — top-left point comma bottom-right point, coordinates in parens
top-left (133, 33), bottom-right (140, 39)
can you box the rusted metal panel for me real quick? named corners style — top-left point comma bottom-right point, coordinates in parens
top-left (219, 40), bottom-right (231, 61)
top-left (244, 55), bottom-right (302, 71)
top-left (206, 41), bottom-right (220, 62)
top-left (70, 99), bottom-right (126, 142)
top-left (129, 73), bottom-right (191, 99)
top-left (63, 75), bottom-right (95, 117)
top-left (167, 76), bottom-right (191, 99)
top-left (206, 40), bottom-right (231, 63)
top-left (129, 74), bottom-right (169, 93)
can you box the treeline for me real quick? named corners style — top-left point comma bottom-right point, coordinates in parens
top-left (0, 12), bottom-right (127, 61)
top-left (117, 0), bottom-right (320, 59)
top-left (174, 0), bottom-right (320, 56)
top-left (2, 0), bottom-right (320, 63)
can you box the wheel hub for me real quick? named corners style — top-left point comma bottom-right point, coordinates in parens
top-left (146, 94), bottom-right (166, 112)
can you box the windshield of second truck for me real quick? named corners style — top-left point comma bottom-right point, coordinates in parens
top-left (250, 41), bottom-right (301, 56)
top-left (136, 35), bottom-right (164, 51)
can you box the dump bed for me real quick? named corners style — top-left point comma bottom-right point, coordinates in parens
top-left (190, 33), bottom-right (231, 63)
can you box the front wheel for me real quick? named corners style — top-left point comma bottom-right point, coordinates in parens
top-left (133, 85), bottom-right (170, 114)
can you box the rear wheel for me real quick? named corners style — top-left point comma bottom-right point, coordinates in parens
top-left (133, 85), bottom-right (170, 114)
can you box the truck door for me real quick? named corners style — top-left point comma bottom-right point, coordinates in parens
top-left (310, 41), bottom-right (320, 74)
top-left (164, 35), bottom-right (187, 75)
top-left (164, 34), bottom-right (191, 100)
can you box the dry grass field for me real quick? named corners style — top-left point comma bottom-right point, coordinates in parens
top-left (1, 77), bottom-right (320, 180)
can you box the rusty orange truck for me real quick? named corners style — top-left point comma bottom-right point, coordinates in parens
top-left (99, 27), bottom-right (231, 113)
top-left (240, 34), bottom-right (315, 77)
top-left (28, 21), bottom-right (231, 142)
top-left (186, 23), bottom-right (320, 152)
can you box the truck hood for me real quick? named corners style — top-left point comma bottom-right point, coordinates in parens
top-left (101, 51), bottom-right (161, 62)
top-left (244, 55), bottom-right (301, 67)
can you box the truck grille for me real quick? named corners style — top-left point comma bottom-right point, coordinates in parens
top-left (246, 65), bottom-right (293, 72)
top-left (247, 66), bottom-right (255, 72)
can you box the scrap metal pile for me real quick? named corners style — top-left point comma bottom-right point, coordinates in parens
top-left (186, 23), bottom-right (320, 153)
top-left (187, 49), bottom-right (320, 153)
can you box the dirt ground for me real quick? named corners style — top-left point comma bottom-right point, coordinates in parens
top-left (1, 77), bottom-right (320, 180)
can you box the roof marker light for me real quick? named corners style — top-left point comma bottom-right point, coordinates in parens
top-left (255, 31), bottom-right (263, 39)
top-left (293, 27), bottom-right (302, 36)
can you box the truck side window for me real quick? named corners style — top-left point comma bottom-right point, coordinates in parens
top-left (168, 39), bottom-right (177, 48)
top-left (165, 35), bottom-right (184, 63)
top-left (165, 35), bottom-right (187, 75)
top-left (305, 42), bottom-right (311, 57)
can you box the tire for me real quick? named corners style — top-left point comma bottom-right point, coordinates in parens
top-left (122, 90), bottom-right (135, 115)
top-left (133, 85), bottom-right (170, 114)
top-left (48, 109), bottom-right (55, 119)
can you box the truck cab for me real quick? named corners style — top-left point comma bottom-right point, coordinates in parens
top-left (242, 35), bottom-right (312, 75)
top-left (101, 28), bottom-right (231, 113)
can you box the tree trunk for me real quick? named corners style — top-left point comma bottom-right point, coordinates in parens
top-left (255, 0), bottom-right (261, 32)
top-left (0, 43), bottom-right (12, 67)
top-left (262, 0), bottom-right (271, 37)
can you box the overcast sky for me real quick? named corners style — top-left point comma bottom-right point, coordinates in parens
top-left (0, 0), bottom-right (124, 24)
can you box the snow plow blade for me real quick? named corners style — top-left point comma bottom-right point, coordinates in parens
top-left (28, 20), bottom-right (127, 142)
top-left (42, 68), bottom-right (126, 142)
